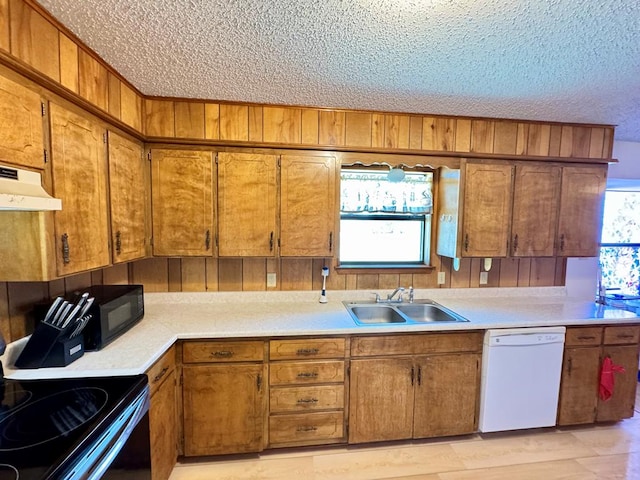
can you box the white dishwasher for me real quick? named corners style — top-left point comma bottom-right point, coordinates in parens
top-left (478, 326), bottom-right (566, 433)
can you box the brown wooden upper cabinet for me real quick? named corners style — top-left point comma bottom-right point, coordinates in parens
top-left (107, 132), bottom-right (148, 263)
top-left (556, 165), bottom-right (607, 257)
top-left (510, 164), bottom-right (561, 257)
top-left (217, 152), bottom-right (278, 257)
top-left (217, 152), bottom-right (337, 257)
top-left (437, 160), bottom-right (607, 259)
top-left (280, 154), bottom-right (336, 257)
top-left (0, 72), bottom-right (45, 170)
top-left (50, 103), bottom-right (111, 276)
top-left (150, 149), bottom-right (214, 256)
top-left (437, 161), bottom-right (514, 258)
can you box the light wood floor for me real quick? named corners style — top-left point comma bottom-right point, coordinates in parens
top-left (169, 386), bottom-right (640, 479)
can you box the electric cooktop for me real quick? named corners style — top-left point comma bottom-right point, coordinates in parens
top-left (0, 374), bottom-right (147, 480)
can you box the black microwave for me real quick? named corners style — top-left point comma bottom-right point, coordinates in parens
top-left (82, 284), bottom-right (144, 351)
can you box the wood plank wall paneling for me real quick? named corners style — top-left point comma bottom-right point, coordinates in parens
top-left (9, 0), bottom-right (60, 81)
top-left (219, 104), bottom-right (248, 141)
top-left (319, 110), bottom-right (345, 146)
top-left (120, 83), bottom-right (142, 131)
top-left (345, 112), bottom-right (372, 147)
top-left (263, 106), bottom-right (302, 144)
top-left (107, 72), bottom-right (121, 118)
top-left (301, 108), bottom-right (319, 144)
top-left (204, 103), bottom-right (220, 140)
top-left (145, 99), bottom-right (175, 137)
top-left (59, 33), bottom-right (78, 93)
top-left (0, 0), bottom-right (8, 51)
top-left (175, 101), bottom-right (205, 139)
top-left (78, 49), bottom-right (108, 111)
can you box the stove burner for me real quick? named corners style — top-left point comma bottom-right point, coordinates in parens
top-left (0, 464), bottom-right (18, 480)
top-left (0, 387), bottom-right (108, 451)
top-left (0, 384), bottom-right (32, 417)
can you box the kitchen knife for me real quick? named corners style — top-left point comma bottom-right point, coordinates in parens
top-left (43, 297), bottom-right (64, 325)
top-left (60, 304), bottom-right (82, 329)
top-left (55, 302), bottom-right (74, 327)
top-left (51, 300), bottom-right (69, 326)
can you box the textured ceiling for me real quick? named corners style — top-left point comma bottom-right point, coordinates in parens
top-left (38, 0), bottom-right (640, 142)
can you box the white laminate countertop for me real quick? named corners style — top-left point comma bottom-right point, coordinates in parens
top-left (3, 287), bottom-right (639, 381)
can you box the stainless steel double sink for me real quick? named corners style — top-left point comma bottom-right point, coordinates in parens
top-left (343, 299), bottom-right (469, 325)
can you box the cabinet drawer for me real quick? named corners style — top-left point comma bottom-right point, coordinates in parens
top-left (269, 412), bottom-right (344, 445)
top-left (603, 325), bottom-right (640, 345)
top-left (351, 332), bottom-right (483, 357)
top-left (565, 327), bottom-right (603, 346)
top-left (270, 385), bottom-right (344, 413)
top-left (147, 346), bottom-right (176, 397)
top-left (269, 338), bottom-right (346, 360)
top-left (269, 361), bottom-right (345, 385)
top-left (183, 340), bottom-right (264, 363)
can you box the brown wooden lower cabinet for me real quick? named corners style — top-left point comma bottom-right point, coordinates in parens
top-left (348, 333), bottom-right (483, 444)
top-left (558, 325), bottom-right (640, 426)
top-left (267, 338), bottom-right (347, 448)
top-left (181, 340), bottom-right (267, 456)
top-left (147, 347), bottom-right (177, 480)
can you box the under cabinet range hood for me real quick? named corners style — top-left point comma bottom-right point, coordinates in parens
top-left (0, 164), bottom-right (61, 211)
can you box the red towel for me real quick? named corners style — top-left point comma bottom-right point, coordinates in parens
top-left (599, 356), bottom-right (626, 401)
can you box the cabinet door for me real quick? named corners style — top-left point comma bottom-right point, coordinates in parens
top-left (150, 369), bottom-right (177, 480)
top-left (151, 149), bottom-right (214, 256)
top-left (511, 164), bottom-right (561, 257)
top-left (183, 364), bottom-right (266, 456)
top-left (280, 155), bottom-right (336, 257)
top-left (557, 165), bottom-right (607, 257)
top-left (461, 162), bottom-right (513, 257)
top-left (217, 152), bottom-right (277, 256)
top-left (108, 132), bottom-right (147, 263)
top-left (349, 358), bottom-right (414, 443)
top-left (413, 354), bottom-right (480, 438)
top-left (596, 345), bottom-right (639, 422)
top-left (0, 73), bottom-right (44, 169)
top-left (557, 347), bottom-right (600, 425)
top-left (50, 103), bottom-right (110, 276)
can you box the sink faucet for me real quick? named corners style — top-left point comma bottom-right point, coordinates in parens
top-left (387, 287), bottom-right (405, 303)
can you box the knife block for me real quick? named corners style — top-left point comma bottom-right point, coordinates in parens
top-left (15, 320), bottom-right (84, 369)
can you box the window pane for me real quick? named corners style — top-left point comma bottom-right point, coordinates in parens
top-left (600, 191), bottom-right (640, 243)
top-left (599, 246), bottom-right (640, 296)
top-left (340, 218), bottom-right (424, 263)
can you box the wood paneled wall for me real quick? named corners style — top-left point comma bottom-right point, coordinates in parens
top-left (144, 100), bottom-right (614, 160)
top-left (2, 0), bottom-right (143, 131)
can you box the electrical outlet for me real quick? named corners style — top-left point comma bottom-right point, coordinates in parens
top-left (437, 272), bottom-right (446, 284)
top-left (479, 271), bottom-right (489, 285)
top-left (266, 272), bottom-right (277, 287)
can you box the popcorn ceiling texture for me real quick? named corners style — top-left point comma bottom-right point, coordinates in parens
top-left (38, 0), bottom-right (640, 141)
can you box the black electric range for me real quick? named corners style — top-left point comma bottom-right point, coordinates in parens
top-left (0, 374), bottom-right (150, 480)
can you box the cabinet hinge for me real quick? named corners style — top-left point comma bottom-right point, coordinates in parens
top-left (214, 153), bottom-right (218, 164)
top-left (345, 423), bottom-right (349, 438)
top-left (41, 102), bottom-right (46, 116)
top-left (43, 149), bottom-right (48, 164)
top-left (277, 157), bottom-right (281, 167)
top-left (150, 236), bottom-right (154, 247)
top-left (147, 151), bottom-right (152, 162)
top-left (215, 233), bottom-right (219, 248)
top-left (103, 132), bottom-right (108, 144)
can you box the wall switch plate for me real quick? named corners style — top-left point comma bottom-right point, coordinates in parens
top-left (437, 272), bottom-right (446, 284)
top-left (479, 271), bottom-right (489, 285)
top-left (266, 272), bottom-right (277, 287)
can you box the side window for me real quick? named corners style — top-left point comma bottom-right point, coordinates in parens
top-left (599, 189), bottom-right (640, 296)
top-left (339, 167), bottom-right (433, 266)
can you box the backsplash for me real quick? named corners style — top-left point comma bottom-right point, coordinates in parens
top-left (0, 255), bottom-right (565, 344)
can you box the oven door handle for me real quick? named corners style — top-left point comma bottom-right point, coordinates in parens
top-left (61, 386), bottom-right (150, 480)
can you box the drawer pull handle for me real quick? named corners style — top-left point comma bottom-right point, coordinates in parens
top-left (577, 335), bottom-right (596, 340)
top-left (212, 350), bottom-right (234, 358)
top-left (296, 426), bottom-right (318, 432)
top-left (617, 334), bottom-right (635, 339)
top-left (153, 367), bottom-right (169, 384)
top-left (296, 348), bottom-right (320, 356)
top-left (296, 398), bottom-right (319, 404)
top-left (297, 372), bottom-right (319, 378)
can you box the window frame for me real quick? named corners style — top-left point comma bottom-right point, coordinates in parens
top-left (337, 165), bottom-right (435, 271)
